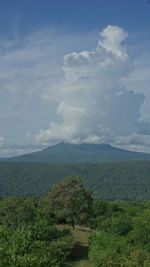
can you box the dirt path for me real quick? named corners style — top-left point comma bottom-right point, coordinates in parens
top-left (62, 226), bottom-right (93, 267)
top-left (71, 229), bottom-right (92, 267)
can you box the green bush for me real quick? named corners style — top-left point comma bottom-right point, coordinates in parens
top-left (89, 231), bottom-right (131, 266)
top-left (0, 223), bottom-right (74, 267)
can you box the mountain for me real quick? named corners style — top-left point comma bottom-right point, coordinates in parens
top-left (1, 142), bottom-right (150, 163)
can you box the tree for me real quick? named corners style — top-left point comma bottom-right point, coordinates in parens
top-left (44, 177), bottom-right (93, 228)
top-left (0, 197), bottom-right (37, 228)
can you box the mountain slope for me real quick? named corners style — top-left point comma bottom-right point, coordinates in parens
top-left (1, 143), bottom-right (150, 163)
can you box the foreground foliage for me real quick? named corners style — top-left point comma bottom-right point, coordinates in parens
top-left (89, 200), bottom-right (150, 266)
top-left (0, 177), bottom-right (150, 266)
top-left (0, 196), bottom-right (74, 267)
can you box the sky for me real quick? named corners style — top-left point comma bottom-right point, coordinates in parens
top-left (0, 0), bottom-right (150, 157)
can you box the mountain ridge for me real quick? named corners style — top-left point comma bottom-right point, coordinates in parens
top-left (1, 142), bottom-right (150, 163)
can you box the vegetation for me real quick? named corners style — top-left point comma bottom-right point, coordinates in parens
top-left (0, 177), bottom-right (150, 266)
top-left (0, 196), bottom-right (74, 267)
top-left (0, 161), bottom-right (150, 200)
top-left (88, 200), bottom-right (150, 266)
top-left (44, 177), bottom-right (92, 228)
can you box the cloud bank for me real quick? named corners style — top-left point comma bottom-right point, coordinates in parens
top-left (35, 25), bottom-right (150, 152)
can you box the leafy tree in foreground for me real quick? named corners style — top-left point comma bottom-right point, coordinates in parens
top-left (44, 177), bottom-right (93, 228)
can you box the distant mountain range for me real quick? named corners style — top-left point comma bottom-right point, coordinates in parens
top-left (1, 142), bottom-right (150, 163)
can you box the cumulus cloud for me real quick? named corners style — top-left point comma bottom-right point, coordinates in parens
top-left (1, 25), bottom-right (150, 156)
top-left (36, 25), bottom-right (150, 152)
top-left (99, 25), bottom-right (128, 57)
top-left (0, 27), bottom-right (97, 157)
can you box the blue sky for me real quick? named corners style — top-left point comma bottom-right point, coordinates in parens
top-left (0, 0), bottom-right (150, 156)
top-left (1, 0), bottom-right (150, 35)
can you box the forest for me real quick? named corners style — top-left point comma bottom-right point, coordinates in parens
top-left (0, 177), bottom-right (150, 266)
top-left (0, 161), bottom-right (150, 200)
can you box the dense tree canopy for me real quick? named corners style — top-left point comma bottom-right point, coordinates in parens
top-left (44, 177), bottom-right (93, 227)
top-left (0, 161), bottom-right (150, 201)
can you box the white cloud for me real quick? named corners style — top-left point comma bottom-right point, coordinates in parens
top-left (114, 132), bottom-right (150, 153)
top-left (36, 25), bottom-right (150, 152)
top-left (98, 25), bottom-right (128, 58)
top-left (1, 25), bottom-right (150, 156)
top-left (0, 27), bottom-right (97, 156)
top-left (0, 145), bottom-right (42, 158)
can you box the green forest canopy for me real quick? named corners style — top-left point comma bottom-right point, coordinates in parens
top-left (0, 160), bottom-right (150, 201)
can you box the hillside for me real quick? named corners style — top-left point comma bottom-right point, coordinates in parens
top-left (1, 142), bottom-right (150, 163)
top-left (0, 161), bottom-right (150, 200)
